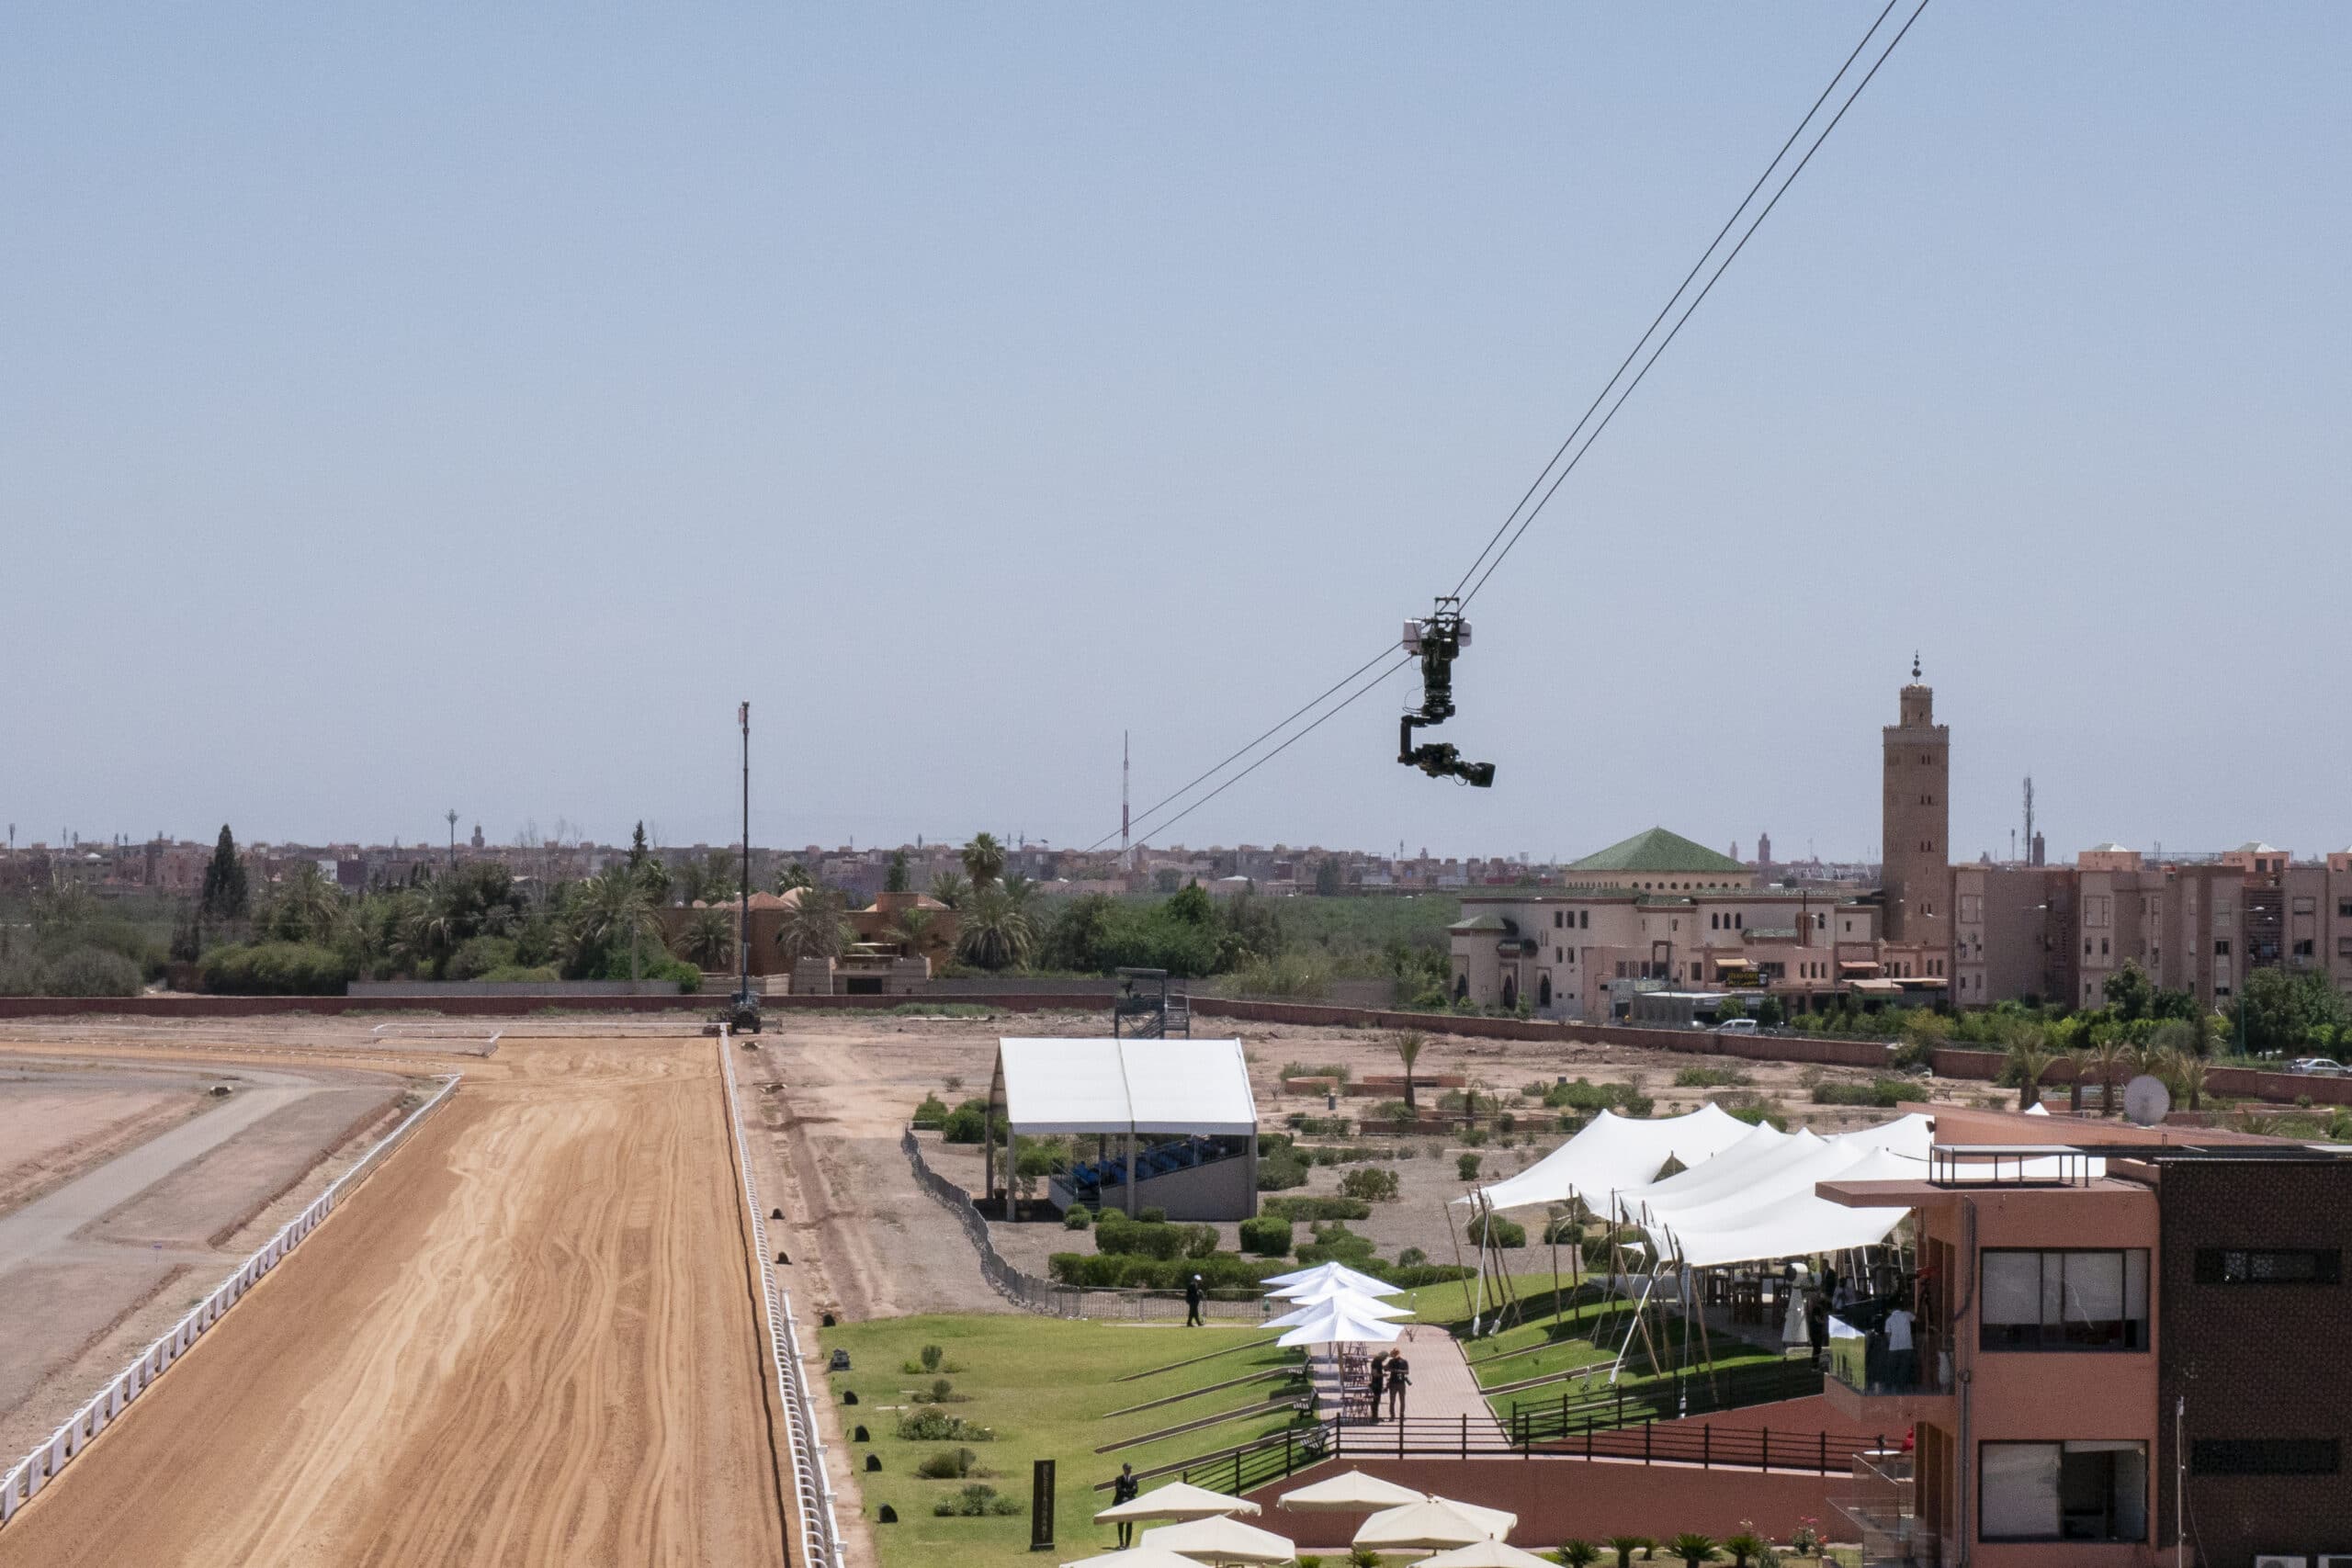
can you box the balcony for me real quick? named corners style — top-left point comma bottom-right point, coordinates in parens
top-left (1831, 1449), bottom-right (1946, 1568)
top-left (1822, 1311), bottom-right (1952, 1425)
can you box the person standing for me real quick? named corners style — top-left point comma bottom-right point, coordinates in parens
top-left (1806, 1292), bottom-right (1830, 1366)
top-left (1183, 1273), bottom-right (1204, 1327)
top-left (1385, 1351), bottom-right (1412, 1421)
top-left (1110, 1462), bottom-right (1139, 1548)
top-left (1884, 1303), bottom-right (1917, 1390)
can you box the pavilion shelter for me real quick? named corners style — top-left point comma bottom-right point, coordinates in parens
top-left (986, 1037), bottom-right (1259, 1221)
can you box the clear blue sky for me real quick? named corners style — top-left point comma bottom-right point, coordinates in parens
top-left (5, 5), bottom-right (2346, 863)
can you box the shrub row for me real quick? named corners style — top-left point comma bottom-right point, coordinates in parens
top-left (1237, 1215), bottom-right (1293, 1257)
top-left (199, 942), bottom-right (356, 995)
top-left (1259, 1194), bottom-right (1373, 1223)
top-left (1094, 1213), bottom-right (1219, 1261)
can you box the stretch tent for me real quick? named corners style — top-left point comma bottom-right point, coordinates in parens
top-left (1657, 1145), bottom-right (1929, 1269)
top-left (1457, 1102), bottom-right (1751, 1213)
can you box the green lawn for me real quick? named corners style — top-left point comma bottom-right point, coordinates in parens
top-left (820, 1314), bottom-right (1313, 1568)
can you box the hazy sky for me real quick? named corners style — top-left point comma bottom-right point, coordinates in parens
top-left (6, 5), bottom-right (2346, 863)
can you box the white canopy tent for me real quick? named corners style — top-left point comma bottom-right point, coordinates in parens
top-left (1656, 1145), bottom-right (1929, 1269)
top-left (1457, 1102), bottom-right (1752, 1213)
top-left (985, 1038), bottom-right (1257, 1215)
top-left (1265, 1262), bottom-right (1403, 1298)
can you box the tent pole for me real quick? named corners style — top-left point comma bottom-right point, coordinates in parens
top-left (1470, 1196), bottom-right (1490, 1336)
top-left (1444, 1197), bottom-right (1473, 1329)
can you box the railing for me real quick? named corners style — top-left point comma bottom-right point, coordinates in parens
top-left (718, 1030), bottom-right (845, 1568)
top-left (0, 1073), bottom-right (463, 1529)
top-left (1499, 1354), bottom-right (1825, 1438)
top-left (1171, 1407), bottom-right (1882, 1495)
top-left (901, 1128), bottom-right (1275, 1323)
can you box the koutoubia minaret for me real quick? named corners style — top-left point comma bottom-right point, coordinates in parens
top-left (1882, 654), bottom-right (1950, 949)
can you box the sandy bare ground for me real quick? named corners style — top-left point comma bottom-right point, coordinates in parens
top-left (0, 1033), bottom-right (789, 1568)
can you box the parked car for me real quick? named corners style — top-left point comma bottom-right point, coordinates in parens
top-left (1714, 1017), bottom-right (1761, 1035)
top-left (2287, 1057), bottom-right (2348, 1077)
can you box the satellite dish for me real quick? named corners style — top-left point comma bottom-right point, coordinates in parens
top-left (2122, 1075), bottom-right (2172, 1128)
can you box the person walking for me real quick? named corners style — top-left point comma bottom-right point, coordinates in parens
top-left (1110, 1462), bottom-right (1139, 1548)
top-left (1884, 1303), bottom-right (1917, 1391)
top-left (1385, 1350), bottom-right (1412, 1421)
top-left (1183, 1273), bottom-right (1204, 1327)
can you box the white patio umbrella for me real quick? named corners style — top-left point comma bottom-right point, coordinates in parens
top-left (1351, 1496), bottom-right (1518, 1550)
top-left (1411, 1540), bottom-right (1560, 1567)
top-left (1061, 1549), bottom-right (1206, 1568)
top-left (1263, 1294), bottom-right (1411, 1329)
top-left (1275, 1469), bottom-right (1426, 1512)
top-left (1094, 1481), bottom-right (1261, 1524)
top-left (1273, 1300), bottom-right (1404, 1349)
top-left (1274, 1279), bottom-right (1416, 1314)
top-left (1264, 1261), bottom-right (1402, 1298)
top-left (1138, 1515), bottom-right (1299, 1564)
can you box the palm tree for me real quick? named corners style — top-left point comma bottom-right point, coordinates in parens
top-left (2004, 1026), bottom-right (2052, 1111)
top-left (927, 870), bottom-right (971, 911)
top-left (274, 861), bottom-right (345, 945)
top-left (395, 880), bottom-right (468, 977)
top-left (1666, 1534), bottom-right (1720, 1567)
top-left (2090, 1035), bottom-right (2132, 1116)
top-left (897, 906), bottom-right (939, 960)
top-left (1722, 1532), bottom-right (1766, 1568)
top-left (1393, 1030), bottom-right (1427, 1111)
top-left (2172, 1050), bottom-right (2210, 1111)
top-left (961, 833), bottom-right (1007, 888)
top-left (564, 868), bottom-right (666, 980)
top-left (1606, 1539), bottom-right (1653, 1568)
top-left (2064, 1047), bottom-right (2099, 1114)
top-left (772, 862), bottom-right (814, 896)
top-left (956, 885), bottom-right (1036, 971)
top-left (1556, 1544), bottom-right (1601, 1568)
top-left (675, 906), bottom-right (737, 970)
top-left (775, 886), bottom-right (851, 966)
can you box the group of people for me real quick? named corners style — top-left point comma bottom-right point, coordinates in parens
top-left (1780, 1258), bottom-right (1921, 1389)
top-left (1361, 1347), bottom-right (1411, 1420)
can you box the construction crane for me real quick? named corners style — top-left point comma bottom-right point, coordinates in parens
top-left (1397, 597), bottom-right (1495, 788)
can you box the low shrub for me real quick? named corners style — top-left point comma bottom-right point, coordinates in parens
top-left (1257, 1136), bottom-right (1311, 1191)
top-left (1457, 1152), bottom-right (1483, 1181)
top-left (895, 1411), bottom-right (995, 1442)
top-left (1238, 1215), bottom-right (1293, 1258)
top-left (939, 1099), bottom-right (991, 1144)
top-left (30, 945), bottom-right (144, 998)
top-left (912, 1093), bottom-right (950, 1128)
top-left (1095, 1214), bottom-right (1217, 1260)
top-left (1280, 1061), bottom-right (1352, 1086)
top-left (915, 1447), bottom-right (981, 1480)
top-left (1261, 1194), bottom-right (1373, 1223)
top-left (1064, 1205), bottom-right (1092, 1230)
top-left (1674, 1066), bottom-right (1751, 1089)
top-left (1337, 1167), bottom-right (1400, 1203)
top-left (1810, 1077), bottom-right (1913, 1109)
top-left (1544, 1078), bottom-right (1654, 1118)
top-left (1137, 1207), bottom-right (1167, 1225)
top-left (1459, 1126), bottom-right (1489, 1148)
top-left (1466, 1213), bottom-right (1526, 1248)
top-left (933, 1482), bottom-right (1023, 1517)
top-left (1396, 1247), bottom-right (1428, 1269)
top-left (1046, 1252), bottom-right (1273, 1291)
top-left (199, 942), bottom-right (356, 996)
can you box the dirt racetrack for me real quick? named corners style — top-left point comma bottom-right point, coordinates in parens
top-left (0, 1033), bottom-right (788, 1568)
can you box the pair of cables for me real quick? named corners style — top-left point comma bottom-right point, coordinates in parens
top-left (1089, 0), bottom-right (1933, 852)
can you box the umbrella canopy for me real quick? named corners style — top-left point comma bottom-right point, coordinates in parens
top-left (1275, 1469), bottom-right (1427, 1512)
top-left (1264, 1261), bottom-right (1402, 1298)
top-left (1138, 1515), bottom-right (1298, 1564)
top-left (1411, 1540), bottom-right (1560, 1567)
top-left (1272, 1279), bottom-right (1415, 1313)
top-left (1352, 1496), bottom-right (1518, 1549)
top-left (1264, 1295), bottom-right (1411, 1329)
top-left (1095, 1481), bottom-right (1261, 1523)
top-left (1062, 1551), bottom-right (1207, 1568)
top-left (1273, 1301), bottom-right (1403, 1348)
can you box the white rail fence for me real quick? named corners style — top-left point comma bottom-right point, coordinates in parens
top-left (0, 1073), bottom-right (464, 1529)
top-left (718, 1028), bottom-right (845, 1568)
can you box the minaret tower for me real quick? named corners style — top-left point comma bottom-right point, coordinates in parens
top-left (1882, 654), bottom-right (1951, 949)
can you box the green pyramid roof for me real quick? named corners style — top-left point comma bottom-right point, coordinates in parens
top-left (1566, 827), bottom-right (1745, 874)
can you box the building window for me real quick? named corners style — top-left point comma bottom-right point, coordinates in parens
top-left (1579, 911), bottom-right (1589, 930)
top-left (2101, 938), bottom-right (2110, 956)
top-left (2341, 898), bottom-right (2352, 919)
top-left (1980, 1441), bottom-right (2147, 1542)
top-left (2193, 1248), bottom-right (2341, 1285)
top-left (2214, 940), bottom-right (2231, 957)
top-left (2190, 1438), bottom-right (2340, 1476)
top-left (1554, 910), bottom-right (1564, 929)
top-left (1981, 1249), bottom-right (2149, 1350)
top-left (2294, 939), bottom-right (2315, 959)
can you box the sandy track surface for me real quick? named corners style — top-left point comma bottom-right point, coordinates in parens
top-left (0, 1035), bottom-right (788, 1568)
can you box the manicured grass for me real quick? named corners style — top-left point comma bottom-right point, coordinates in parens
top-left (820, 1314), bottom-right (1313, 1568)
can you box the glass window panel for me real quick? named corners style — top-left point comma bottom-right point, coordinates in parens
top-left (2064, 1252), bottom-right (2125, 1345)
top-left (1982, 1442), bottom-right (2062, 1539)
top-left (2125, 1250), bottom-right (2148, 1321)
top-left (1984, 1253), bottom-right (2041, 1324)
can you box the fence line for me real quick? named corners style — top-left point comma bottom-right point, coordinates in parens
top-left (718, 1031), bottom-right (844, 1568)
top-left (900, 1129), bottom-right (1275, 1324)
top-left (0, 1072), bottom-right (463, 1529)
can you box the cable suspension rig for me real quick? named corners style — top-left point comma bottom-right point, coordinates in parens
top-left (1397, 596), bottom-right (1494, 788)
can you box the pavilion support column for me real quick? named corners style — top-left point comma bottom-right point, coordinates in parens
top-left (1126, 1131), bottom-right (1139, 1218)
top-left (984, 1109), bottom-right (996, 1213)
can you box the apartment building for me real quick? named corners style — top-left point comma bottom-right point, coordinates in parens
top-left (1819, 1106), bottom-right (2352, 1565)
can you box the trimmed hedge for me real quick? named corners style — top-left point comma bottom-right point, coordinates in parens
top-left (1047, 1252), bottom-right (1276, 1291)
top-left (1259, 1195), bottom-right (1373, 1224)
top-left (1094, 1214), bottom-right (1217, 1261)
top-left (1238, 1215), bottom-right (1293, 1258)
top-left (199, 942), bottom-right (356, 996)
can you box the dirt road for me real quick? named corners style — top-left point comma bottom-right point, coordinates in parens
top-left (0, 1034), bottom-right (788, 1568)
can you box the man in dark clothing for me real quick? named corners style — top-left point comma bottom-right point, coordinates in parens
top-left (1183, 1274), bottom-right (1204, 1327)
top-left (1806, 1292), bottom-right (1830, 1365)
top-left (1111, 1463), bottom-right (1140, 1547)
top-left (1385, 1351), bottom-right (1411, 1420)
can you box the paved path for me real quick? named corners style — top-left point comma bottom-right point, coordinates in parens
top-left (1308, 1323), bottom-right (1503, 1438)
top-left (0, 1068), bottom-right (318, 1274)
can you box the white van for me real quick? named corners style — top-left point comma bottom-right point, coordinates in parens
top-left (1713, 1017), bottom-right (1760, 1035)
